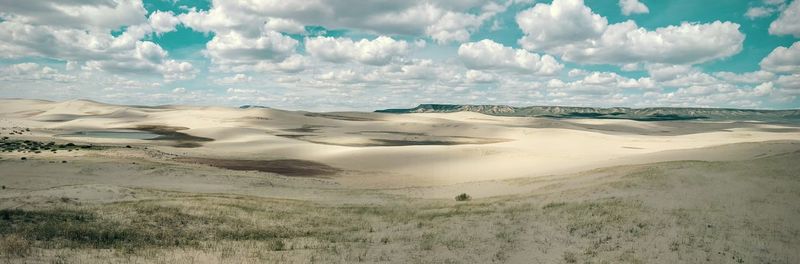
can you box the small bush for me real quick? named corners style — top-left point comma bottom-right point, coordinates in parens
top-left (454, 193), bottom-right (471, 201)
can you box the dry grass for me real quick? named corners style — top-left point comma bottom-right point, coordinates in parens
top-left (1, 152), bottom-right (799, 263)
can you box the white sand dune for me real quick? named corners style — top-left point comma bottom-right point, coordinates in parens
top-left (2, 98), bottom-right (799, 188)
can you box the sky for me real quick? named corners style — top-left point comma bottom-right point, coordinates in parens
top-left (1, 0), bottom-right (800, 111)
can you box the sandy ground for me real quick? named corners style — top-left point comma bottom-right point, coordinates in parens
top-left (1, 99), bottom-right (799, 263)
top-left (2, 98), bottom-right (799, 188)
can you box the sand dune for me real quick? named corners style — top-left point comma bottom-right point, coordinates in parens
top-left (2, 99), bottom-right (799, 187)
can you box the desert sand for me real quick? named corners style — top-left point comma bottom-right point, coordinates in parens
top-left (1, 98), bottom-right (799, 263)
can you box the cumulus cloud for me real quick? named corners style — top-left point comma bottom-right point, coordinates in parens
top-left (516, 0), bottom-right (607, 51)
top-left (264, 18), bottom-right (306, 34)
top-left (214, 74), bottom-right (253, 85)
top-left (745, 0), bottom-right (787, 20)
top-left (646, 64), bottom-right (700, 82)
top-left (714, 71), bottom-right (776, 84)
top-left (465, 70), bottom-right (497, 83)
top-left (753, 82), bottom-right (774, 96)
top-left (747, 7), bottom-right (774, 19)
top-left (619, 0), bottom-right (649, 16)
top-left (770, 0), bottom-right (800, 36)
top-left (0, 63), bottom-right (75, 82)
top-left (149, 10), bottom-right (180, 34)
top-left (0, 0), bottom-right (147, 30)
top-left (760, 41), bottom-right (800, 73)
top-left (0, 0), bottom-right (796, 110)
top-left (178, 0), bottom-right (511, 44)
top-left (546, 71), bottom-right (655, 96)
top-left (458, 39), bottom-right (562, 75)
top-left (0, 2), bottom-right (193, 81)
top-left (776, 74), bottom-right (800, 89)
top-left (516, 0), bottom-right (745, 65)
top-left (305, 36), bottom-right (409, 66)
top-left (83, 41), bottom-right (196, 82)
top-left (206, 30), bottom-right (298, 65)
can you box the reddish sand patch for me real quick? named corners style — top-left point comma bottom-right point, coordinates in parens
top-left (175, 158), bottom-right (341, 177)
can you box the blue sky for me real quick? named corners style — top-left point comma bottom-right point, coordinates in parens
top-left (1, 0), bottom-right (799, 110)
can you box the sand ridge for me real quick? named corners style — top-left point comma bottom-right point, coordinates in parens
top-left (2, 98), bottom-right (800, 187)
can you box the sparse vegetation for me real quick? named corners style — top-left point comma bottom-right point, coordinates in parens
top-left (0, 138), bottom-right (99, 153)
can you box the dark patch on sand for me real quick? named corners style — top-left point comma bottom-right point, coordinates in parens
top-left (622, 146), bottom-right (644, 149)
top-left (369, 138), bottom-right (507, 146)
top-left (353, 131), bottom-right (428, 136)
top-left (282, 125), bottom-right (330, 133)
top-left (273, 133), bottom-right (510, 147)
top-left (274, 134), bottom-right (309, 139)
top-left (132, 125), bottom-right (214, 147)
top-left (175, 158), bottom-right (341, 177)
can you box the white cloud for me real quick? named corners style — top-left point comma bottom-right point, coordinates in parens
top-left (178, 0), bottom-right (511, 44)
top-left (424, 10), bottom-right (483, 43)
top-left (776, 74), bottom-right (800, 89)
top-left (543, 71), bottom-right (655, 97)
top-left (0, 0), bottom-right (147, 30)
top-left (0, 1), bottom-right (194, 82)
top-left (575, 20), bottom-right (744, 65)
top-left (0, 22), bottom-right (194, 81)
top-left (646, 64), bottom-right (695, 81)
top-left (82, 41), bottom-right (196, 81)
top-left (620, 63), bottom-right (641, 71)
top-left (305, 36), bottom-right (409, 66)
top-left (214, 74), bottom-right (253, 85)
top-left (770, 0), bottom-right (800, 36)
top-left (746, 0), bottom-right (787, 20)
top-left (619, 0), bottom-right (649, 16)
top-left (753, 82), bottom-right (774, 96)
top-left (465, 70), bottom-right (496, 83)
top-left (660, 71), bottom-right (719, 88)
top-left (714, 71), bottom-right (775, 84)
top-left (760, 41), bottom-right (800, 73)
top-left (205, 30), bottom-right (299, 65)
top-left (149, 10), bottom-right (180, 34)
top-left (264, 18), bottom-right (306, 34)
top-left (746, 7), bottom-right (773, 19)
top-left (0, 0), bottom-right (796, 110)
top-left (161, 60), bottom-right (196, 82)
top-left (458, 39), bottom-right (563, 75)
top-left (220, 54), bottom-right (310, 73)
top-left (516, 0), bottom-right (607, 51)
top-left (516, 0), bottom-right (745, 65)
top-left (0, 63), bottom-right (75, 82)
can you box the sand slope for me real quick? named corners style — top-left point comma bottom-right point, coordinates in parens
top-left (2, 99), bottom-right (800, 188)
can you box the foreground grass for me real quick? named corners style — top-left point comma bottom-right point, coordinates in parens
top-left (2, 152), bottom-right (800, 263)
top-left (0, 194), bottom-right (503, 263)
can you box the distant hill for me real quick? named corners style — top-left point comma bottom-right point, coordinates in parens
top-left (376, 104), bottom-right (800, 122)
top-left (239, 105), bottom-right (270, 109)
